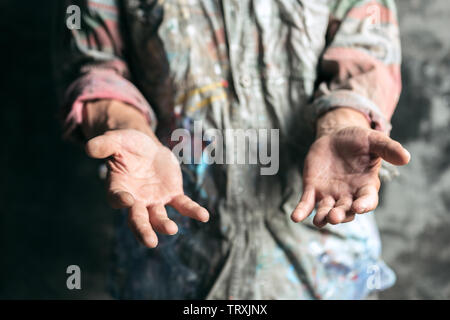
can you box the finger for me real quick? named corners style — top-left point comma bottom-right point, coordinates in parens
top-left (313, 196), bottom-right (335, 228)
top-left (169, 195), bottom-right (209, 222)
top-left (327, 196), bottom-right (352, 225)
top-left (107, 190), bottom-right (135, 209)
top-left (128, 202), bottom-right (158, 248)
top-left (85, 134), bottom-right (118, 159)
top-left (291, 185), bottom-right (316, 223)
top-left (148, 205), bottom-right (178, 235)
top-left (342, 212), bottom-right (356, 223)
top-left (369, 131), bottom-right (411, 166)
top-left (351, 185), bottom-right (379, 214)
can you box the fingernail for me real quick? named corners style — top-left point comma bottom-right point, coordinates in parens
top-left (405, 149), bottom-right (411, 161)
top-left (202, 212), bottom-right (210, 223)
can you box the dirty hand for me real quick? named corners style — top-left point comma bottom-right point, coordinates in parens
top-left (291, 108), bottom-right (410, 227)
top-left (82, 100), bottom-right (209, 248)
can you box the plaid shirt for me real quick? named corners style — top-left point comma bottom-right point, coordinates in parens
top-left (56, 0), bottom-right (401, 299)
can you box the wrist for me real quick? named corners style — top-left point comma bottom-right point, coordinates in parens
top-left (81, 99), bottom-right (154, 140)
top-left (316, 107), bottom-right (371, 138)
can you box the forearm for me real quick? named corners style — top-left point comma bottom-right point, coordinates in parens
top-left (316, 107), bottom-right (371, 138)
top-left (81, 99), bottom-right (159, 144)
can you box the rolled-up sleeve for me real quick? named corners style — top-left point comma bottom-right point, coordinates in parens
top-left (54, 0), bottom-right (157, 140)
top-left (308, 0), bottom-right (402, 133)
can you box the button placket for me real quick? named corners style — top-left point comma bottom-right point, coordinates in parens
top-left (239, 74), bottom-right (252, 88)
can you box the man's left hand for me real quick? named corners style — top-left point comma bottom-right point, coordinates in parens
top-left (291, 108), bottom-right (410, 227)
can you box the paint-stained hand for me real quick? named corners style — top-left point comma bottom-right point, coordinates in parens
top-left (291, 126), bottom-right (410, 227)
top-left (85, 129), bottom-right (209, 248)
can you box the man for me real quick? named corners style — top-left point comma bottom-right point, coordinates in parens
top-left (55, 0), bottom-right (410, 299)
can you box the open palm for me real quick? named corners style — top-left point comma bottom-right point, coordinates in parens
top-left (86, 129), bottom-right (209, 247)
top-left (291, 127), bottom-right (410, 227)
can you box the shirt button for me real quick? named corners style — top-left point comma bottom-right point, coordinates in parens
top-left (239, 74), bottom-right (252, 88)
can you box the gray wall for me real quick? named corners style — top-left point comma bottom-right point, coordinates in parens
top-left (376, 0), bottom-right (450, 299)
top-left (0, 0), bottom-right (449, 299)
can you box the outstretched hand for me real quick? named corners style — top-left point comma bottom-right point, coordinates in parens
top-left (291, 126), bottom-right (410, 227)
top-left (86, 129), bottom-right (209, 248)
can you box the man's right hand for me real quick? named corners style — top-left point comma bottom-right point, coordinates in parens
top-left (81, 100), bottom-right (209, 248)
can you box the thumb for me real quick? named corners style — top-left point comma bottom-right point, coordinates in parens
top-left (369, 131), bottom-right (411, 166)
top-left (85, 134), bottom-right (118, 159)
top-left (291, 185), bottom-right (315, 223)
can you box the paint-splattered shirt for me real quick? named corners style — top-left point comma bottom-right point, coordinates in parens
top-left (56, 0), bottom-right (401, 299)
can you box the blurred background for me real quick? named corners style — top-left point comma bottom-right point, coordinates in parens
top-left (0, 0), bottom-right (449, 299)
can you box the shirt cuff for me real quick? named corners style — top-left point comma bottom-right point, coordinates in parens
top-left (63, 69), bottom-right (157, 140)
top-left (307, 88), bottom-right (392, 134)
